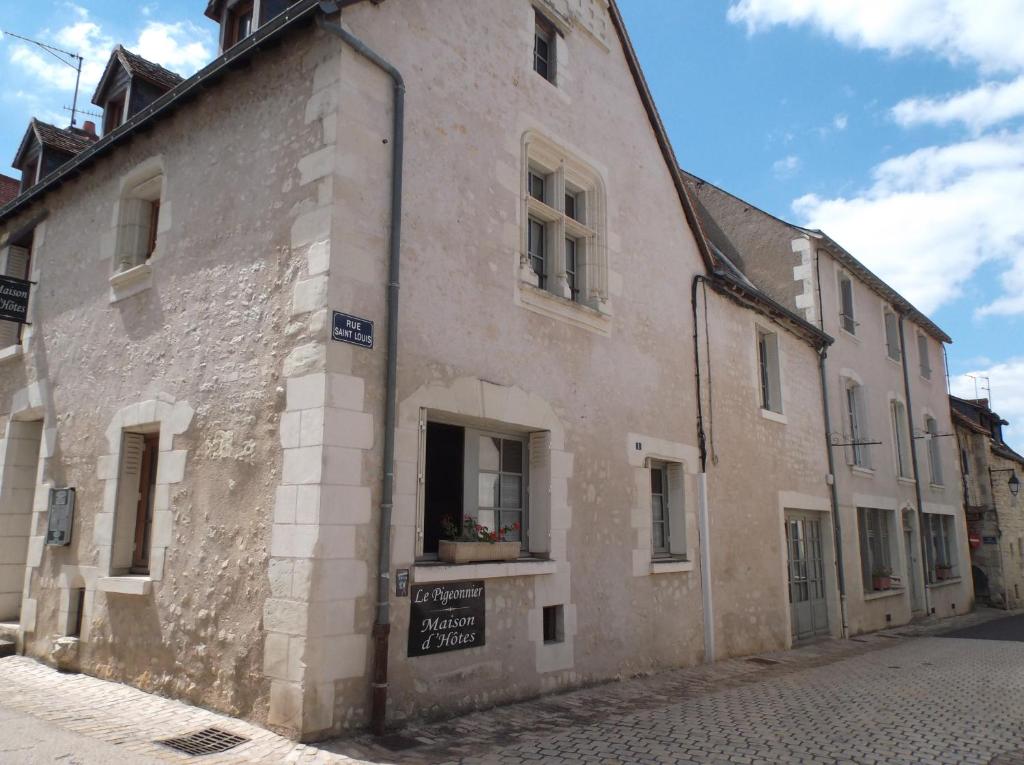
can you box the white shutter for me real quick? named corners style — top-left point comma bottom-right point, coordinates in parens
top-left (0, 246), bottom-right (29, 349)
top-left (666, 463), bottom-right (687, 557)
top-left (527, 431), bottom-right (551, 555)
top-left (111, 433), bottom-right (145, 571)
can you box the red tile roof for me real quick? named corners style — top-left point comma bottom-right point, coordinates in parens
top-left (0, 174), bottom-right (19, 206)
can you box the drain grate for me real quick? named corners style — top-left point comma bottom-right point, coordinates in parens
top-left (747, 657), bottom-right (780, 666)
top-left (157, 727), bottom-right (248, 756)
top-left (376, 733), bottom-right (423, 752)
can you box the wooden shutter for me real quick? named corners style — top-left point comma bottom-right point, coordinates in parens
top-left (0, 246), bottom-right (29, 348)
top-left (112, 433), bottom-right (146, 571)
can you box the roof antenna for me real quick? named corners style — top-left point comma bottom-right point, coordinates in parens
top-left (1, 29), bottom-right (84, 128)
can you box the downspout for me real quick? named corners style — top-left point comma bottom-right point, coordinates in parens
top-left (898, 315), bottom-right (931, 616)
top-left (817, 346), bottom-right (849, 638)
top-left (691, 275), bottom-right (715, 662)
top-left (316, 2), bottom-right (405, 736)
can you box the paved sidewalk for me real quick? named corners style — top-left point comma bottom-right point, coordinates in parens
top-left (0, 607), bottom-right (1021, 764)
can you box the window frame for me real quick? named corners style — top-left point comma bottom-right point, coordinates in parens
top-left (883, 308), bottom-right (901, 362)
top-left (923, 513), bottom-right (957, 583)
top-left (114, 170), bottom-right (164, 273)
top-left (917, 332), bottom-right (932, 380)
top-left (650, 461), bottom-right (671, 556)
top-left (837, 270), bottom-right (857, 336)
top-left (925, 415), bottom-right (944, 486)
top-left (845, 381), bottom-right (871, 469)
top-left (646, 458), bottom-right (687, 561)
top-left (891, 399), bottom-right (912, 479)
top-left (756, 328), bottom-right (783, 415)
top-left (858, 507), bottom-right (894, 593)
top-left (224, 0), bottom-right (255, 49)
top-left (533, 10), bottom-right (557, 84)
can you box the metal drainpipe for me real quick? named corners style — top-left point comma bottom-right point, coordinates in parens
top-left (817, 345), bottom-right (849, 638)
top-left (690, 275), bottom-right (714, 662)
top-left (316, 2), bottom-right (405, 736)
top-left (897, 315), bottom-right (931, 617)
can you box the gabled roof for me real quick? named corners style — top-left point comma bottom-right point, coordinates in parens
top-left (11, 119), bottom-right (97, 169)
top-left (0, 175), bottom-right (18, 206)
top-left (205, 0), bottom-right (226, 22)
top-left (684, 171), bottom-right (952, 345)
top-left (92, 46), bottom-right (185, 105)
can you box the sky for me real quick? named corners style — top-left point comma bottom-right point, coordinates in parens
top-left (0, 0), bottom-right (1020, 451)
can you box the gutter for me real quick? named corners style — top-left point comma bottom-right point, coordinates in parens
top-left (690, 275), bottom-right (714, 662)
top-left (817, 346), bottom-right (849, 638)
top-left (316, 1), bottom-right (404, 736)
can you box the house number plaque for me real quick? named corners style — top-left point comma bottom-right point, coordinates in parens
top-left (408, 580), bottom-right (485, 657)
top-left (45, 487), bottom-right (76, 546)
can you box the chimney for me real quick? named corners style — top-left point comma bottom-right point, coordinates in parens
top-left (83, 121), bottom-right (97, 138)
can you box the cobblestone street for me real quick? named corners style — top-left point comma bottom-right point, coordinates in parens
top-left (1, 609), bottom-right (1022, 764)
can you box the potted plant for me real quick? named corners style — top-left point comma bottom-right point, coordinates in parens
top-left (871, 567), bottom-right (893, 591)
top-left (438, 515), bottom-right (521, 564)
top-left (935, 563), bottom-right (953, 581)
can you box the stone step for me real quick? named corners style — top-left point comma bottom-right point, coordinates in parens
top-left (0, 639), bottom-right (15, 658)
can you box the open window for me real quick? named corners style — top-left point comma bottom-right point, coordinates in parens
top-left (224, 0), bottom-right (255, 49)
top-left (845, 381), bottom-right (871, 469)
top-left (757, 329), bottom-right (783, 414)
top-left (115, 172), bottom-right (163, 272)
top-left (891, 400), bottom-right (912, 479)
top-left (422, 422), bottom-right (536, 558)
top-left (838, 271), bottom-right (856, 335)
top-left (112, 431), bottom-right (159, 575)
top-left (649, 460), bottom-right (686, 559)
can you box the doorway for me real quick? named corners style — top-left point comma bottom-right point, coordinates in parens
top-left (785, 512), bottom-right (830, 641)
top-left (0, 419), bottom-right (43, 621)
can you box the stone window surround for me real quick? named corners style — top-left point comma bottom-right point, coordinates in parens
top-left (0, 221), bottom-right (45, 360)
top-left (394, 377), bottom-right (576, 673)
top-left (627, 433), bottom-right (699, 576)
top-left (752, 318), bottom-right (787, 425)
top-left (517, 130), bottom-right (610, 336)
top-left (104, 155), bottom-right (171, 303)
top-left (93, 395), bottom-right (194, 594)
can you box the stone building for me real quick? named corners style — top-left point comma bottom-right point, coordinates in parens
top-left (952, 396), bottom-right (1024, 608)
top-left (686, 174), bottom-right (973, 636)
top-left (0, 0), bottom-right (942, 742)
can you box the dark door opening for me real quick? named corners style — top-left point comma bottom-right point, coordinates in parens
top-left (424, 422), bottom-right (463, 555)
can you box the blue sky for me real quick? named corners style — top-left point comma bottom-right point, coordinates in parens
top-left (0, 1), bottom-right (1021, 449)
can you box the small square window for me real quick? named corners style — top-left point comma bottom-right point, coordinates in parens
top-left (543, 604), bottom-right (564, 644)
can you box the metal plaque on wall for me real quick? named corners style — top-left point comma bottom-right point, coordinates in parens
top-left (45, 487), bottom-right (75, 546)
top-left (408, 580), bottom-right (485, 657)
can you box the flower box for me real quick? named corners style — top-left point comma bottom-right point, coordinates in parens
top-left (935, 566), bottom-right (953, 581)
top-left (438, 540), bottom-right (520, 565)
top-left (872, 576), bottom-right (892, 591)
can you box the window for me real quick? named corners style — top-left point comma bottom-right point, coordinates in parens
top-left (918, 333), bottom-right (931, 379)
top-left (961, 447), bottom-right (970, 476)
top-left (115, 172), bottom-right (163, 272)
top-left (926, 416), bottom-right (943, 486)
top-left (845, 382), bottom-right (870, 468)
top-left (858, 508), bottom-right (893, 592)
top-left (757, 329), bottom-right (782, 414)
top-left (891, 400), bottom-right (912, 479)
top-left (838, 272), bottom-right (856, 335)
top-left (924, 513), bottom-right (956, 582)
top-left (422, 422), bottom-right (530, 557)
top-left (67, 588), bottom-right (86, 638)
top-left (543, 605), bottom-right (564, 643)
top-left (112, 431), bottom-right (159, 575)
top-left (224, 0), bottom-right (254, 49)
top-left (522, 137), bottom-right (605, 311)
top-left (883, 309), bottom-right (901, 361)
top-left (648, 460), bottom-right (686, 559)
top-left (103, 93), bottom-right (125, 135)
top-left (533, 10), bottom-right (556, 83)
top-left (0, 244), bottom-right (30, 348)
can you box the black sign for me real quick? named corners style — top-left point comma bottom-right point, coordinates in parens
top-left (408, 580), bottom-right (485, 657)
top-left (332, 311), bottom-right (374, 349)
top-left (395, 568), bottom-right (409, 598)
top-left (0, 275), bottom-right (31, 324)
top-left (983, 536), bottom-right (998, 545)
top-left (45, 488), bottom-right (75, 546)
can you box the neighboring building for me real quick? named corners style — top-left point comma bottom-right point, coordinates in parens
top-left (687, 173), bottom-right (973, 635)
top-left (952, 396), bottom-right (1024, 608)
top-left (0, 175), bottom-right (18, 206)
top-left (0, 0), bottom-right (842, 740)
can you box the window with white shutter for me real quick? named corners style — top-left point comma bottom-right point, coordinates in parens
top-left (111, 431), bottom-right (159, 574)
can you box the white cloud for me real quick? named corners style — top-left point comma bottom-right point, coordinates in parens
top-left (134, 22), bottom-right (212, 74)
top-left (951, 359), bottom-right (1024, 453)
top-left (772, 154), bottom-right (801, 178)
top-left (727, 0), bottom-right (1024, 73)
top-left (833, 113), bottom-right (848, 130)
top-left (892, 77), bottom-right (1024, 133)
top-left (792, 132), bottom-right (1024, 315)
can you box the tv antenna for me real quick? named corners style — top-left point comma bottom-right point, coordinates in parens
top-left (1, 30), bottom-right (84, 127)
top-left (966, 374), bottom-right (992, 407)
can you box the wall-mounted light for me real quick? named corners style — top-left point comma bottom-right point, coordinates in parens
top-left (990, 467), bottom-right (1021, 498)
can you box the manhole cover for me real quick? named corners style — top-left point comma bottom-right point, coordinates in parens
top-left (158, 727), bottom-right (248, 756)
top-left (376, 734), bottom-right (423, 752)
top-left (747, 657), bottom-right (780, 666)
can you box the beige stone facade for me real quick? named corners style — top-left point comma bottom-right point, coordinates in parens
top-left (0, 0), bottom-right (965, 743)
top-left (953, 396), bottom-right (1024, 608)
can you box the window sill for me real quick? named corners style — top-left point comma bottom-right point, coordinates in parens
top-left (850, 465), bottom-right (874, 477)
top-left (109, 262), bottom-right (153, 303)
top-left (927, 577), bottom-right (962, 590)
top-left (413, 558), bottom-right (556, 583)
top-left (0, 344), bottom-right (23, 365)
top-left (864, 587), bottom-right (905, 601)
top-left (886, 355), bottom-right (902, 366)
top-left (517, 282), bottom-right (611, 336)
top-left (96, 575), bottom-right (152, 596)
top-left (760, 409), bottom-right (787, 425)
top-left (929, 483), bottom-right (946, 491)
top-left (897, 476), bottom-right (917, 486)
top-left (649, 557), bottom-right (694, 574)
top-left (839, 327), bottom-right (860, 343)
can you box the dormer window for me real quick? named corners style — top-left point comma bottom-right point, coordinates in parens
top-left (225, 1), bottom-right (255, 49)
top-left (103, 93), bottom-right (126, 135)
top-left (92, 47), bottom-right (184, 136)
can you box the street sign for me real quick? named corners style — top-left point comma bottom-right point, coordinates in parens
top-left (332, 311), bottom-right (374, 349)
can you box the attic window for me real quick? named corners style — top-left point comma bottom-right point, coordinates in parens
top-left (225, 0), bottom-right (255, 49)
top-left (533, 10), bottom-right (557, 83)
top-left (103, 94), bottom-right (126, 135)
